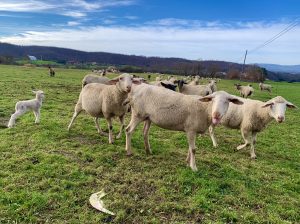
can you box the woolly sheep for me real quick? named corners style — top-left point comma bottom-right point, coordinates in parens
top-left (125, 85), bottom-right (243, 171)
top-left (209, 96), bottom-right (296, 159)
top-left (207, 80), bottom-right (217, 93)
top-left (82, 74), bottom-right (110, 87)
top-left (177, 80), bottom-right (212, 96)
top-left (234, 84), bottom-right (254, 98)
top-left (68, 73), bottom-right (141, 143)
top-left (259, 82), bottom-right (272, 93)
top-left (7, 90), bottom-right (45, 128)
top-left (150, 80), bottom-right (177, 91)
top-left (188, 76), bottom-right (200, 85)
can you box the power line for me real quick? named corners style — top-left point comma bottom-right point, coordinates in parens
top-left (248, 19), bottom-right (300, 53)
top-left (235, 17), bottom-right (300, 64)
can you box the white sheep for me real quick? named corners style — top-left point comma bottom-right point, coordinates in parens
top-left (82, 74), bottom-right (110, 87)
top-left (68, 73), bottom-right (140, 143)
top-left (259, 82), bottom-right (272, 93)
top-left (188, 76), bottom-right (200, 85)
top-left (178, 80), bottom-right (212, 96)
top-left (209, 96), bottom-right (296, 159)
top-left (7, 90), bottom-right (45, 128)
top-left (150, 80), bottom-right (177, 91)
top-left (207, 80), bottom-right (217, 93)
top-left (234, 84), bottom-right (254, 98)
top-left (125, 86), bottom-right (243, 171)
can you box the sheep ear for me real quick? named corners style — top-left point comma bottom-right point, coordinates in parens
top-left (160, 82), bottom-right (168, 88)
top-left (262, 102), bottom-right (274, 108)
top-left (286, 101), bottom-right (297, 109)
top-left (108, 79), bottom-right (119, 85)
top-left (199, 95), bottom-right (214, 102)
top-left (229, 98), bottom-right (243, 105)
top-left (32, 90), bottom-right (37, 94)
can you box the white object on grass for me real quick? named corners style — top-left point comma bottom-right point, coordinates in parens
top-left (89, 190), bottom-right (115, 215)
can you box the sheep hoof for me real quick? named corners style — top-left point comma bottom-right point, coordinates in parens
top-left (116, 134), bottom-right (121, 139)
top-left (191, 166), bottom-right (198, 172)
top-left (251, 155), bottom-right (257, 159)
top-left (213, 144), bottom-right (218, 148)
top-left (236, 145), bottom-right (245, 150)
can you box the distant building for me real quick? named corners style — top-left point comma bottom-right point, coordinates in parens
top-left (27, 55), bottom-right (37, 61)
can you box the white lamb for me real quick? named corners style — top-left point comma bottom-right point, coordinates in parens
top-left (209, 96), bottom-right (296, 159)
top-left (125, 85), bottom-right (243, 171)
top-left (68, 73), bottom-right (140, 143)
top-left (7, 90), bottom-right (45, 128)
top-left (259, 82), bottom-right (272, 93)
top-left (207, 80), bottom-right (217, 93)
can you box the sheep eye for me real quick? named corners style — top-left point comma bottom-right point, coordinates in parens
top-left (120, 77), bottom-right (124, 81)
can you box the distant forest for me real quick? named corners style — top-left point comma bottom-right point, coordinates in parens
top-left (0, 42), bottom-right (299, 82)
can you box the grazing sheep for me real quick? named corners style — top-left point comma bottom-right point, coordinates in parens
top-left (7, 90), bottom-right (45, 128)
top-left (151, 80), bottom-right (177, 91)
top-left (209, 96), bottom-right (296, 159)
top-left (178, 80), bottom-right (212, 96)
top-left (234, 84), bottom-right (254, 98)
top-left (68, 73), bottom-right (140, 143)
top-left (82, 74), bottom-right (110, 87)
top-left (207, 80), bottom-right (217, 93)
top-left (125, 86), bottom-right (243, 171)
top-left (259, 82), bottom-right (272, 93)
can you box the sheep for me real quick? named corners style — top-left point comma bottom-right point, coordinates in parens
top-left (259, 82), bottom-right (272, 93)
top-left (177, 80), bottom-right (212, 96)
top-left (68, 73), bottom-right (141, 143)
top-left (82, 74), bottom-right (110, 87)
top-left (208, 96), bottom-right (297, 159)
top-left (234, 84), bottom-right (254, 98)
top-left (207, 80), bottom-right (217, 93)
top-left (125, 86), bottom-right (243, 171)
top-left (7, 90), bottom-right (45, 128)
top-left (48, 66), bottom-right (55, 77)
top-left (150, 80), bottom-right (177, 91)
top-left (155, 76), bottom-right (162, 82)
top-left (188, 76), bottom-right (200, 85)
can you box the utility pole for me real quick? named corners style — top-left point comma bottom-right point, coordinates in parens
top-left (240, 50), bottom-right (247, 81)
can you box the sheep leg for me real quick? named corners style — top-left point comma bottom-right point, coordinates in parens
top-left (250, 132), bottom-right (257, 159)
top-left (116, 115), bottom-right (125, 139)
top-left (125, 115), bottom-right (142, 156)
top-left (237, 130), bottom-right (251, 150)
top-left (67, 103), bottom-right (82, 131)
top-left (94, 117), bottom-right (108, 136)
top-left (106, 117), bottom-right (114, 144)
top-left (33, 109), bottom-right (40, 124)
top-left (143, 119), bottom-right (152, 155)
top-left (7, 110), bottom-right (26, 128)
top-left (209, 125), bottom-right (218, 147)
top-left (186, 132), bottom-right (198, 171)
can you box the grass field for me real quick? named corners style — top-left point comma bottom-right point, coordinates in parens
top-left (0, 64), bottom-right (299, 223)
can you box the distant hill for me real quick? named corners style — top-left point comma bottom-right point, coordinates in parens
top-left (258, 63), bottom-right (300, 74)
top-left (0, 42), bottom-right (299, 81)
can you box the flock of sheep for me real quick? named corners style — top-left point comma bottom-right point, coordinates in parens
top-left (7, 72), bottom-right (296, 171)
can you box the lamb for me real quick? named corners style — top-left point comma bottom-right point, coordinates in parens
top-left (178, 80), bottom-right (212, 96)
top-left (68, 73), bottom-right (140, 143)
top-left (208, 96), bottom-right (296, 159)
top-left (234, 84), bottom-right (254, 98)
top-left (7, 90), bottom-right (45, 128)
top-left (82, 74), bottom-right (110, 87)
top-left (259, 82), bottom-right (272, 93)
top-left (125, 86), bottom-right (243, 171)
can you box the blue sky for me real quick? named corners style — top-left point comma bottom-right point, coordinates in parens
top-left (0, 0), bottom-right (299, 64)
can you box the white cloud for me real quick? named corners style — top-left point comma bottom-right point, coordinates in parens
top-left (0, 0), bottom-right (136, 18)
top-left (1, 21), bottom-right (299, 65)
top-left (67, 21), bottom-right (81, 26)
